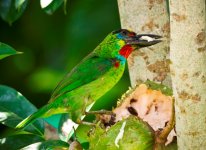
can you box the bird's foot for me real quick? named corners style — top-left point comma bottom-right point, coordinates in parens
top-left (85, 109), bottom-right (113, 115)
top-left (76, 119), bottom-right (96, 126)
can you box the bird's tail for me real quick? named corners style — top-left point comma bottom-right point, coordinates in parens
top-left (16, 104), bottom-right (51, 129)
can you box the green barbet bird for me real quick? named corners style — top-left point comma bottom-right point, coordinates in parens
top-left (16, 29), bottom-right (162, 129)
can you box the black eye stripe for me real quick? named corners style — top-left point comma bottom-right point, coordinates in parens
top-left (122, 30), bottom-right (128, 35)
top-left (112, 29), bottom-right (122, 34)
top-left (112, 29), bottom-right (130, 35)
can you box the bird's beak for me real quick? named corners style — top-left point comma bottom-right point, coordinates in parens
top-left (126, 34), bottom-right (162, 47)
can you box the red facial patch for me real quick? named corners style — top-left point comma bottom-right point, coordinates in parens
top-left (119, 45), bottom-right (133, 58)
top-left (128, 32), bottom-right (136, 37)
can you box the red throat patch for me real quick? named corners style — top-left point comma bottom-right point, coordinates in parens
top-left (119, 45), bottom-right (133, 58)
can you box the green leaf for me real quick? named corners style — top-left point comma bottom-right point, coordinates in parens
top-left (144, 80), bottom-right (173, 96)
top-left (15, 0), bottom-right (27, 9)
top-left (40, 0), bottom-right (64, 15)
top-left (57, 114), bottom-right (92, 146)
top-left (0, 133), bottom-right (44, 150)
top-left (21, 140), bottom-right (69, 150)
top-left (44, 114), bottom-right (62, 129)
top-left (0, 85), bottom-right (44, 136)
top-left (57, 106), bottom-right (93, 143)
top-left (58, 114), bottom-right (78, 142)
top-left (0, 42), bottom-right (21, 60)
top-left (89, 117), bottom-right (155, 150)
top-left (0, 0), bottom-right (28, 24)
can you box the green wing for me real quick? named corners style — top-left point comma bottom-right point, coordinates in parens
top-left (49, 54), bottom-right (115, 102)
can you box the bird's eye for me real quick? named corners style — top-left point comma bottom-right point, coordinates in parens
top-left (121, 30), bottom-right (128, 36)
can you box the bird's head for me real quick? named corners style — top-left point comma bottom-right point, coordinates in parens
top-left (95, 29), bottom-right (162, 60)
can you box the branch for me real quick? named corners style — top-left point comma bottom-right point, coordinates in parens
top-left (170, 0), bottom-right (206, 149)
top-left (117, 0), bottom-right (171, 87)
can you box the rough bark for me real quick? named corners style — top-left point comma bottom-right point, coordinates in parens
top-left (169, 0), bottom-right (206, 149)
top-left (117, 0), bottom-right (171, 87)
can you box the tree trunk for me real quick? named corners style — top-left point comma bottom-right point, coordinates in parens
top-left (169, 0), bottom-right (206, 149)
top-left (117, 0), bottom-right (171, 88)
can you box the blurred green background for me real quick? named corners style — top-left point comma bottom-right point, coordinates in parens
top-left (0, 0), bottom-right (131, 132)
